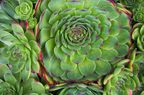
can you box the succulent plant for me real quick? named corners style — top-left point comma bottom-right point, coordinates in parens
top-left (133, 63), bottom-right (144, 95)
top-left (132, 23), bottom-right (144, 51)
top-left (132, 53), bottom-right (144, 95)
top-left (1, 0), bottom-right (144, 95)
top-left (118, 0), bottom-right (144, 22)
top-left (103, 59), bottom-right (140, 95)
top-left (118, 0), bottom-right (144, 8)
top-left (40, 0), bottom-right (130, 82)
top-left (15, 0), bottom-right (34, 20)
top-left (49, 83), bottom-right (103, 95)
top-left (0, 0), bottom-right (19, 19)
top-left (28, 17), bottom-right (37, 29)
top-left (132, 6), bottom-right (144, 23)
top-left (0, 23), bottom-right (40, 80)
top-left (0, 64), bottom-right (50, 95)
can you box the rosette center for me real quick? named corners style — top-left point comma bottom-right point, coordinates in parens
top-left (69, 27), bottom-right (84, 40)
top-left (19, 2), bottom-right (30, 14)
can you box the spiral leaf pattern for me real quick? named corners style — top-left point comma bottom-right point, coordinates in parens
top-left (40, 0), bottom-right (130, 82)
top-left (15, 0), bottom-right (34, 20)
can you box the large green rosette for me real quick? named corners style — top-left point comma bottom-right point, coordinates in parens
top-left (39, 0), bottom-right (131, 82)
top-left (0, 23), bottom-right (40, 80)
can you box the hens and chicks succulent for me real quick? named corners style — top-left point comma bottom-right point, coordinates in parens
top-left (0, 0), bottom-right (144, 95)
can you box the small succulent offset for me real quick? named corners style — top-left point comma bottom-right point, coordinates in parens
top-left (118, 0), bottom-right (144, 22)
top-left (15, 0), bottom-right (34, 20)
top-left (133, 6), bottom-right (144, 23)
top-left (0, 0), bottom-right (144, 95)
top-left (132, 23), bottom-right (144, 51)
top-left (28, 17), bottom-right (37, 29)
top-left (0, 64), bottom-right (49, 95)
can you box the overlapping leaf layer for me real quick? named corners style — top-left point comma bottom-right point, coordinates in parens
top-left (40, 0), bottom-right (130, 82)
top-left (0, 0), bottom-right (144, 95)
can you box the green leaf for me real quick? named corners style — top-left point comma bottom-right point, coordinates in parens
top-left (60, 57), bottom-right (77, 71)
top-left (40, 0), bottom-right (50, 12)
top-left (79, 45), bottom-right (91, 55)
top-left (21, 62), bottom-right (31, 80)
top-left (61, 46), bottom-right (73, 55)
top-left (95, 60), bottom-right (111, 75)
top-left (0, 64), bottom-right (10, 78)
top-left (0, 54), bottom-right (9, 64)
top-left (12, 23), bottom-right (28, 42)
top-left (103, 74), bottom-right (113, 85)
top-left (70, 52), bottom-right (85, 64)
top-left (109, 20), bottom-right (119, 36)
top-left (31, 81), bottom-right (45, 94)
top-left (117, 29), bottom-right (130, 44)
top-left (126, 78), bottom-right (136, 90)
top-left (78, 58), bottom-right (96, 76)
top-left (132, 28), bottom-right (139, 40)
top-left (40, 28), bottom-right (50, 47)
top-left (102, 36), bottom-right (118, 50)
top-left (29, 40), bottom-right (40, 54)
top-left (137, 37), bottom-right (144, 51)
top-left (28, 93), bottom-right (39, 95)
top-left (115, 44), bottom-right (129, 57)
top-left (39, 9), bottom-right (52, 29)
top-left (4, 73), bottom-right (17, 85)
top-left (0, 30), bottom-right (17, 46)
top-left (87, 48), bottom-right (102, 61)
top-left (54, 46), bottom-right (67, 60)
top-left (67, 68), bottom-right (83, 80)
top-left (31, 61), bottom-right (40, 73)
top-left (45, 56), bottom-right (64, 77)
top-left (117, 13), bottom-right (130, 29)
top-left (1, 0), bottom-right (18, 19)
top-left (141, 91), bottom-right (144, 95)
top-left (48, 0), bottom-right (66, 12)
top-left (25, 30), bottom-right (36, 41)
top-left (91, 38), bottom-right (103, 48)
top-left (101, 48), bottom-right (118, 61)
top-left (45, 38), bottom-right (55, 57)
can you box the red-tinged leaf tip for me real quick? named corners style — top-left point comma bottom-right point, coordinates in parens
top-left (19, 21), bottom-right (26, 29)
top-left (39, 9), bottom-right (46, 24)
top-left (36, 24), bottom-right (39, 37)
top-left (108, 0), bottom-right (116, 6)
top-left (27, 29), bottom-right (35, 37)
top-left (43, 73), bottom-right (54, 85)
top-left (119, 8), bottom-right (132, 18)
top-left (125, 10), bottom-right (132, 18)
top-left (38, 72), bottom-right (42, 77)
top-left (38, 68), bottom-right (42, 78)
top-left (129, 90), bottom-right (133, 95)
top-left (25, 21), bottom-right (29, 29)
top-left (35, 0), bottom-right (41, 15)
top-left (38, 43), bottom-right (42, 61)
top-left (20, 22), bottom-right (24, 26)
top-left (39, 51), bottom-right (43, 61)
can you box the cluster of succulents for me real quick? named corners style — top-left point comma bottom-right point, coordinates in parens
top-left (0, 0), bottom-right (144, 95)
